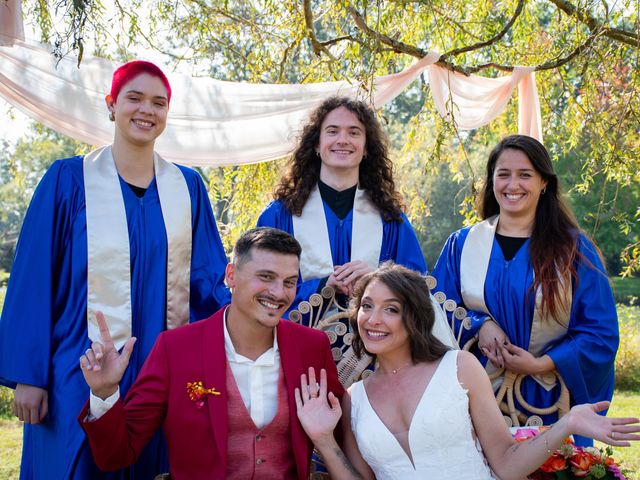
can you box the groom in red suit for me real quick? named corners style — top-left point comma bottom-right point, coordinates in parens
top-left (78, 227), bottom-right (344, 479)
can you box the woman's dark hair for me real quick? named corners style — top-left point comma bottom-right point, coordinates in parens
top-left (349, 262), bottom-right (450, 364)
top-left (273, 96), bottom-right (404, 222)
top-left (477, 135), bottom-right (600, 321)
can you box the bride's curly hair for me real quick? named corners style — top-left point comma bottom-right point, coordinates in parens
top-left (272, 97), bottom-right (404, 222)
top-left (349, 262), bottom-right (450, 364)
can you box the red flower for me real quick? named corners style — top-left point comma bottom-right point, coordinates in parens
top-left (539, 454), bottom-right (567, 473)
top-left (569, 451), bottom-right (597, 477)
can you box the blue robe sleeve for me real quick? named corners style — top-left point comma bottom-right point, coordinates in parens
top-left (431, 229), bottom-right (493, 343)
top-left (257, 201), bottom-right (323, 311)
top-left (256, 200), bottom-right (284, 230)
top-left (381, 212), bottom-right (428, 273)
top-left (0, 160), bottom-right (77, 389)
top-left (545, 235), bottom-right (618, 405)
top-left (179, 167), bottom-right (230, 322)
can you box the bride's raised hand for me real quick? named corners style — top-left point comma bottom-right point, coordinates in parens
top-left (295, 367), bottom-right (342, 445)
top-left (565, 402), bottom-right (640, 446)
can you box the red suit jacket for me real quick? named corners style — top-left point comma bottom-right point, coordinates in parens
top-left (79, 307), bottom-right (344, 479)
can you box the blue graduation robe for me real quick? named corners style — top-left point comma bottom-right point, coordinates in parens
top-left (432, 227), bottom-right (618, 444)
top-left (0, 156), bottom-right (230, 479)
top-left (257, 199), bottom-right (427, 319)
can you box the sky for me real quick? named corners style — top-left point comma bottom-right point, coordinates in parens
top-left (1, 99), bottom-right (31, 146)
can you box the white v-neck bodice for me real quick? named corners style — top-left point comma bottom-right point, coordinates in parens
top-left (349, 350), bottom-right (496, 479)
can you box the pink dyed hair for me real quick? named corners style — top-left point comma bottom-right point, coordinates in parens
top-left (110, 60), bottom-right (172, 103)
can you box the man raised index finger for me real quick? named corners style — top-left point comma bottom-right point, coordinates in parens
top-left (95, 311), bottom-right (113, 343)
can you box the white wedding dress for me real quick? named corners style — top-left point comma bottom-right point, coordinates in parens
top-left (349, 350), bottom-right (496, 479)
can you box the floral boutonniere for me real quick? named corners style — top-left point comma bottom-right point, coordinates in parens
top-left (186, 381), bottom-right (221, 408)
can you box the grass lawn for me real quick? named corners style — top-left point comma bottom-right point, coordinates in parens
top-left (611, 276), bottom-right (640, 304)
top-left (596, 390), bottom-right (640, 478)
top-left (0, 391), bottom-right (638, 479)
top-left (0, 418), bottom-right (22, 480)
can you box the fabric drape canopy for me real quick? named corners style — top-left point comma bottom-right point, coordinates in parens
top-left (0, 0), bottom-right (542, 166)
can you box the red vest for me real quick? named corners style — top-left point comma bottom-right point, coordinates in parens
top-left (225, 362), bottom-right (297, 479)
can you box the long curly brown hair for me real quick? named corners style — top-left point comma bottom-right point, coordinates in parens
top-left (477, 135), bottom-right (601, 321)
top-left (273, 97), bottom-right (404, 222)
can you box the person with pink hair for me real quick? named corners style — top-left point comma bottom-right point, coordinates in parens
top-left (0, 60), bottom-right (229, 479)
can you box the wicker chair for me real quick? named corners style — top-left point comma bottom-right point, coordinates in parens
top-left (289, 286), bottom-right (376, 479)
top-left (428, 275), bottom-right (570, 428)
top-left (292, 278), bottom-right (570, 428)
top-left (289, 286), bottom-right (374, 389)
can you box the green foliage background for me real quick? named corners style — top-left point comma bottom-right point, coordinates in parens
top-left (616, 303), bottom-right (640, 392)
top-left (1, 1), bottom-right (639, 477)
top-left (7, 0), bottom-right (639, 275)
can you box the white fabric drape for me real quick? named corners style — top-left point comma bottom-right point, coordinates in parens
top-left (0, 0), bottom-right (542, 166)
top-left (427, 65), bottom-right (542, 140)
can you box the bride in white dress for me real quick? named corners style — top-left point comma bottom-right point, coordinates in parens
top-left (295, 263), bottom-right (640, 480)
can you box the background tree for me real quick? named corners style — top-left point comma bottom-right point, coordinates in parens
top-left (0, 126), bottom-right (87, 283)
top-left (6, 0), bottom-right (640, 275)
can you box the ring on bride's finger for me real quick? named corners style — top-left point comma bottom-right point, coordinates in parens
top-left (307, 383), bottom-right (319, 397)
top-left (611, 431), bottom-right (615, 439)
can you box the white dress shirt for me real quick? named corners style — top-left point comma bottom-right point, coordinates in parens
top-left (89, 309), bottom-right (281, 429)
top-left (223, 311), bottom-right (280, 429)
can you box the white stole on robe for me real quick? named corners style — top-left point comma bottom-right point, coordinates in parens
top-left (460, 215), bottom-right (571, 390)
top-left (83, 145), bottom-right (192, 350)
top-left (292, 184), bottom-right (383, 282)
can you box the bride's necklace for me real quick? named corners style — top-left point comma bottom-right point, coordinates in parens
top-left (380, 361), bottom-right (412, 375)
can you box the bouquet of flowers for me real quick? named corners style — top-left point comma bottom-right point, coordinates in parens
top-left (513, 427), bottom-right (629, 480)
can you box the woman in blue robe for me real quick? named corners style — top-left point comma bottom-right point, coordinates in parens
top-left (432, 135), bottom-right (618, 445)
top-left (257, 97), bottom-right (426, 319)
top-left (0, 61), bottom-right (229, 479)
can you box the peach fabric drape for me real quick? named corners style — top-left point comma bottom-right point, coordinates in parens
top-left (0, 0), bottom-right (23, 45)
top-left (427, 65), bottom-right (542, 140)
top-left (0, 0), bottom-right (542, 166)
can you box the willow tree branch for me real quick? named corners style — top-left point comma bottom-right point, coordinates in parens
top-left (547, 0), bottom-right (639, 47)
top-left (347, 7), bottom-right (427, 58)
top-left (603, 29), bottom-right (639, 47)
top-left (112, 0), bottom-right (192, 61)
top-left (348, 2), bottom-right (526, 73)
top-left (303, 0), bottom-right (336, 59)
top-left (443, 0), bottom-right (525, 57)
top-left (349, 4), bottom-right (603, 74)
top-left (277, 40), bottom-right (298, 83)
top-left (533, 32), bottom-right (600, 70)
top-left (322, 35), bottom-right (356, 47)
top-left (547, 0), bottom-right (599, 29)
top-left (187, 0), bottom-right (263, 28)
top-left (463, 32), bottom-right (600, 73)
